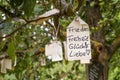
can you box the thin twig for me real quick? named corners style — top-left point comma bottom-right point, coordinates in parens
top-left (0, 12), bottom-right (59, 40)
top-left (74, 0), bottom-right (84, 12)
top-left (110, 34), bottom-right (120, 57)
top-left (0, 23), bottom-right (28, 39)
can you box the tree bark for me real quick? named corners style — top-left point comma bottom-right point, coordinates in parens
top-left (85, 0), bottom-right (109, 80)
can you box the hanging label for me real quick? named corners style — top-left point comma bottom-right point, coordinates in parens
top-left (1, 59), bottom-right (6, 73)
top-left (45, 41), bottom-right (63, 61)
top-left (0, 59), bottom-right (12, 73)
top-left (67, 16), bottom-right (91, 62)
top-left (5, 59), bottom-right (12, 70)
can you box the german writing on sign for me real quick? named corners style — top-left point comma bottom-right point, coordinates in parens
top-left (67, 16), bottom-right (91, 62)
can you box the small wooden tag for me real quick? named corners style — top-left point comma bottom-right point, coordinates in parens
top-left (45, 41), bottom-right (63, 61)
top-left (1, 59), bottom-right (6, 73)
top-left (45, 44), bottom-right (53, 56)
top-left (5, 59), bottom-right (12, 70)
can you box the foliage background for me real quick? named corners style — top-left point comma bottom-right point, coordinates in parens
top-left (0, 0), bottom-right (120, 80)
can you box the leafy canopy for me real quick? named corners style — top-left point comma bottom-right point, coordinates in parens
top-left (0, 0), bottom-right (120, 80)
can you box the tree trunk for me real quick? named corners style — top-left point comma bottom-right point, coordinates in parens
top-left (85, 1), bottom-right (109, 80)
top-left (86, 61), bottom-right (109, 80)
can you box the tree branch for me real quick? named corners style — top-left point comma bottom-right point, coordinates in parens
top-left (52, 0), bottom-right (75, 16)
top-left (0, 9), bottom-right (60, 40)
top-left (0, 23), bottom-right (28, 40)
top-left (110, 34), bottom-right (120, 57)
top-left (74, 0), bottom-right (84, 12)
top-left (85, 0), bottom-right (102, 27)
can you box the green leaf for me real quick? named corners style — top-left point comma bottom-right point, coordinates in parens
top-left (10, 0), bottom-right (24, 7)
top-left (0, 40), bottom-right (6, 51)
top-left (7, 40), bottom-right (16, 61)
top-left (1, 22), bottom-right (14, 34)
top-left (23, 0), bottom-right (36, 17)
top-left (0, 0), bottom-right (4, 5)
top-left (4, 74), bottom-right (17, 80)
top-left (90, 1), bottom-right (95, 7)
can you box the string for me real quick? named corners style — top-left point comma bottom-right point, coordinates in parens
top-left (55, 0), bottom-right (62, 40)
top-left (55, 23), bottom-right (60, 40)
top-left (53, 0), bottom-right (61, 41)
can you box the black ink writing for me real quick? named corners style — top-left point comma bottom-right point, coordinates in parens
top-left (69, 42), bottom-right (89, 49)
top-left (67, 24), bottom-right (91, 59)
top-left (69, 49), bottom-right (90, 57)
top-left (68, 35), bottom-right (89, 42)
top-left (67, 26), bottom-right (89, 32)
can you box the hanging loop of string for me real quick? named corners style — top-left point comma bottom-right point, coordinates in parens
top-left (52, 20), bottom-right (60, 41)
top-left (52, 0), bottom-right (61, 41)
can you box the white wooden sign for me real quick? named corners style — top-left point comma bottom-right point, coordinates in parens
top-left (45, 41), bottom-right (63, 62)
top-left (5, 59), bottom-right (12, 70)
top-left (67, 16), bottom-right (91, 63)
top-left (1, 59), bottom-right (6, 73)
top-left (0, 59), bottom-right (12, 73)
